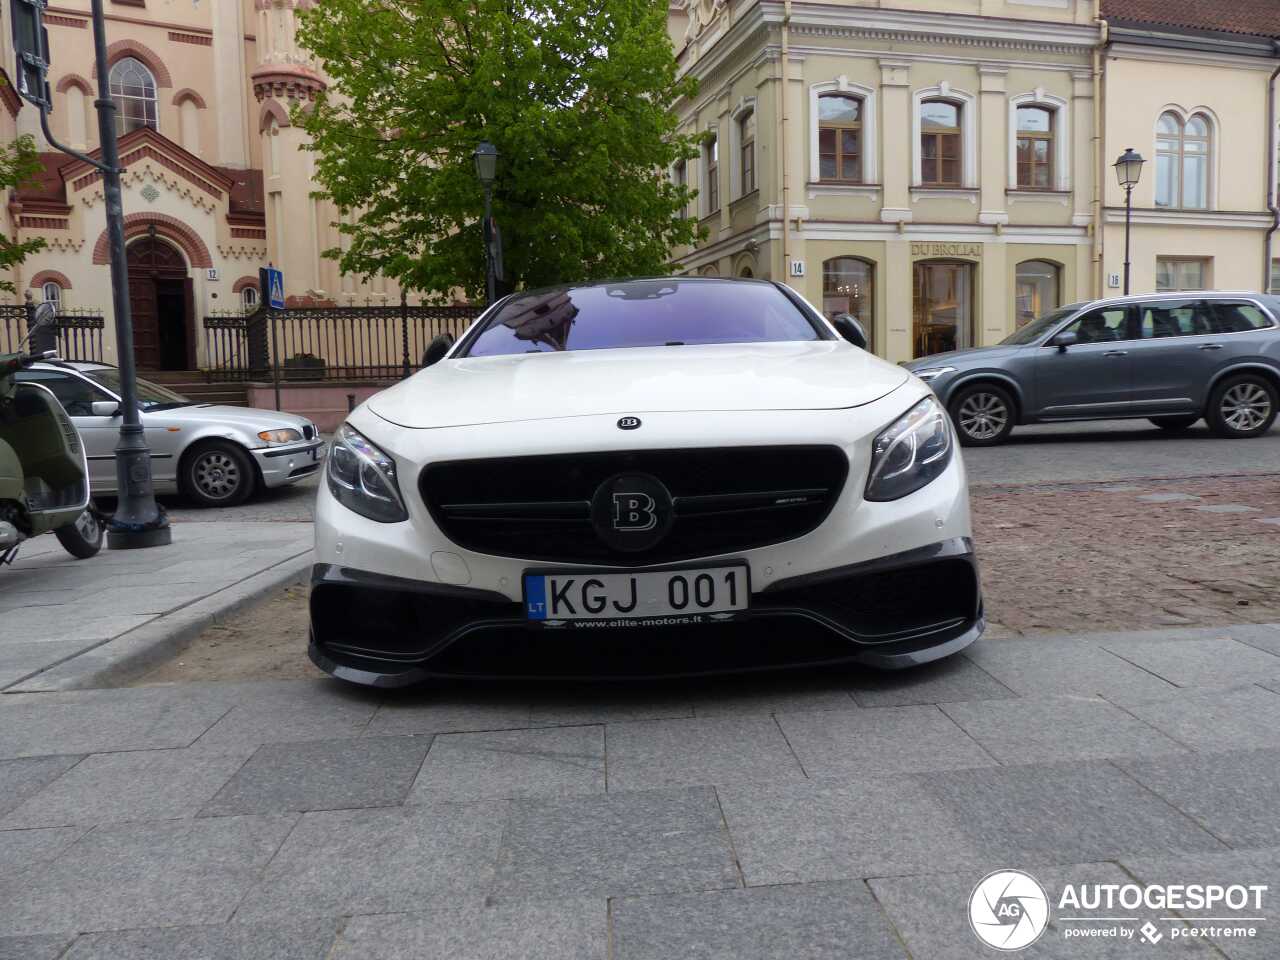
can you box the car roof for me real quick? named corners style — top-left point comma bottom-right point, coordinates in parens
top-left (1081, 291), bottom-right (1270, 310)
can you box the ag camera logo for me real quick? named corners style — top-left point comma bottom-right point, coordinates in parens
top-left (969, 869), bottom-right (1050, 951)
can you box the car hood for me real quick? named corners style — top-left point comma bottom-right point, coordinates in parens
top-left (367, 341), bottom-right (911, 429)
top-left (145, 404), bottom-right (313, 431)
top-left (905, 344), bottom-right (1025, 369)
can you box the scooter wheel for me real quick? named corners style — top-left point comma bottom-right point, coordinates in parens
top-left (55, 507), bottom-right (104, 559)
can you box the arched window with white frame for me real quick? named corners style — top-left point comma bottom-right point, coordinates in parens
top-left (1156, 110), bottom-right (1211, 209)
top-left (241, 285), bottom-right (259, 314)
top-left (912, 84), bottom-right (977, 189)
top-left (109, 57), bottom-right (159, 136)
top-left (41, 282), bottom-right (62, 309)
top-left (809, 79), bottom-right (877, 186)
top-left (1007, 93), bottom-right (1070, 192)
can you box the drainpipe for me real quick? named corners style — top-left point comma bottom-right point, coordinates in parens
top-left (780, 0), bottom-right (791, 281)
top-left (1092, 9), bottom-right (1107, 298)
top-left (1263, 40), bottom-right (1280, 293)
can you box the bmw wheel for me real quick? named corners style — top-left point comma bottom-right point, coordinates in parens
top-left (949, 384), bottom-right (1015, 447)
top-left (182, 441), bottom-right (256, 507)
top-left (1206, 375), bottom-right (1278, 439)
top-left (54, 506), bottom-right (104, 559)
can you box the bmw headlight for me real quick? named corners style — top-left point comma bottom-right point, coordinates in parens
top-left (257, 428), bottom-right (302, 444)
top-left (911, 365), bottom-right (956, 383)
top-left (865, 395), bottom-right (954, 502)
top-left (326, 423), bottom-right (409, 522)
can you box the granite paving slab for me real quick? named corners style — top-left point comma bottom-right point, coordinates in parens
top-left (1115, 685), bottom-right (1280, 752)
top-left (202, 735), bottom-right (430, 817)
top-left (62, 919), bottom-right (340, 960)
top-left (611, 881), bottom-right (906, 960)
top-left (407, 726), bottom-right (604, 804)
top-left (1, 747), bottom-right (249, 829)
top-left (848, 655), bottom-right (1016, 707)
top-left (776, 704), bottom-right (996, 777)
top-left (492, 786), bottom-right (740, 900)
top-left (0, 755), bottom-right (82, 817)
top-left (1100, 638), bottom-right (1280, 687)
top-left (604, 716), bottom-right (805, 791)
top-left (331, 898), bottom-right (605, 960)
top-left (964, 637), bottom-right (1177, 700)
top-left (0, 814), bottom-right (297, 937)
top-left (234, 801), bottom-right (507, 921)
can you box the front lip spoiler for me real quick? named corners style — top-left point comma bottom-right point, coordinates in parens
top-left (307, 537), bottom-right (984, 687)
top-left (306, 615), bottom-right (985, 688)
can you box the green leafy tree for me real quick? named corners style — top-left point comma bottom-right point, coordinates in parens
top-left (297, 0), bottom-right (701, 300)
top-left (0, 134), bottom-right (47, 295)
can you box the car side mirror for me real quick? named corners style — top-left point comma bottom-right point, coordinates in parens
top-left (832, 314), bottom-right (868, 350)
top-left (1052, 330), bottom-right (1078, 352)
top-left (422, 333), bottom-right (455, 368)
top-left (90, 400), bottom-right (121, 417)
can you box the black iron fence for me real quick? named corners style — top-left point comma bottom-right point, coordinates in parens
top-left (202, 300), bottom-right (483, 383)
top-left (0, 304), bottom-right (106, 362)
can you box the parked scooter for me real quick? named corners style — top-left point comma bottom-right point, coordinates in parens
top-left (0, 303), bottom-right (103, 564)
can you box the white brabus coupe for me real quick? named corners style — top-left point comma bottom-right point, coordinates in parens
top-left (310, 277), bottom-right (982, 687)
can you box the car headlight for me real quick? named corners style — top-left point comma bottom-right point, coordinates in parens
top-left (326, 423), bottom-right (409, 522)
top-left (911, 366), bottom-right (956, 383)
top-left (865, 395), bottom-right (954, 502)
top-left (257, 428), bottom-right (302, 444)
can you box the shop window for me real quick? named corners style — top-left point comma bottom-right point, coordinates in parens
top-left (1156, 257), bottom-right (1210, 292)
top-left (913, 261), bottom-right (973, 356)
top-left (920, 100), bottom-right (961, 187)
top-left (1015, 107), bottom-right (1053, 190)
top-left (1156, 112), bottom-right (1210, 209)
top-left (822, 257), bottom-right (874, 352)
top-left (818, 95), bottom-right (862, 183)
top-left (1014, 261), bottom-right (1058, 327)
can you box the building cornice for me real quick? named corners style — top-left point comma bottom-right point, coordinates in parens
top-left (1104, 41), bottom-right (1279, 72)
top-left (1102, 207), bottom-right (1274, 229)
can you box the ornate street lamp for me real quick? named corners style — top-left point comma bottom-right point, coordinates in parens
top-left (1114, 147), bottom-right (1145, 296)
top-left (473, 141), bottom-right (499, 304)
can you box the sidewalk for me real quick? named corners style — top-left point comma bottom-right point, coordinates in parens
top-left (0, 624), bottom-right (1278, 956)
top-left (0, 521), bottom-right (313, 692)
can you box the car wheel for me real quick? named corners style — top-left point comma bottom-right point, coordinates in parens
top-left (1149, 415), bottom-right (1200, 432)
top-left (949, 384), bottom-right (1016, 447)
top-left (54, 507), bottom-right (103, 559)
top-left (182, 441), bottom-right (256, 507)
top-left (1206, 375), bottom-right (1278, 439)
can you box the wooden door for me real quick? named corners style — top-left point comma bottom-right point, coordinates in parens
top-left (128, 275), bottom-right (161, 370)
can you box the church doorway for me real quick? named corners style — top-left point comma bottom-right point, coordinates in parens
top-left (126, 234), bottom-right (195, 370)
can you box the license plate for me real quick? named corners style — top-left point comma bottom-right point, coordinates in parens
top-left (523, 564), bottom-right (749, 627)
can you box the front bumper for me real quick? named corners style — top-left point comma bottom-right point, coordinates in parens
top-left (252, 439), bottom-right (326, 488)
top-left (308, 538), bottom-right (984, 687)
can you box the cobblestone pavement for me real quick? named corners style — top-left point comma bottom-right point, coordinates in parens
top-left (976, 474), bottom-right (1280, 637)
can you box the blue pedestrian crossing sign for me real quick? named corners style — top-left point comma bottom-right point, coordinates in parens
top-left (265, 267), bottom-right (285, 310)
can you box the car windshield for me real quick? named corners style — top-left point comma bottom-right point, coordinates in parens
top-left (1000, 305), bottom-right (1080, 346)
top-left (83, 368), bottom-right (192, 410)
top-left (461, 279), bottom-right (824, 357)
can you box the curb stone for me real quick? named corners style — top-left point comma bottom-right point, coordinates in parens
top-left (3, 551), bottom-right (314, 693)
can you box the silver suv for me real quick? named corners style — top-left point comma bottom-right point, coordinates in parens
top-left (904, 291), bottom-right (1280, 446)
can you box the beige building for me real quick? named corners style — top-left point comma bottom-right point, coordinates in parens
top-left (668, 0), bottom-right (1280, 363)
top-left (0, 0), bottom-right (409, 371)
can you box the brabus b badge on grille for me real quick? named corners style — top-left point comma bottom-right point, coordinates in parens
top-left (617, 416), bottom-right (642, 430)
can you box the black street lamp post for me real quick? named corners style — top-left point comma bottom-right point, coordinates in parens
top-left (1114, 147), bottom-right (1145, 297)
top-left (11, 0), bottom-right (170, 548)
top-left (473, 141), bottom-right (498, 304)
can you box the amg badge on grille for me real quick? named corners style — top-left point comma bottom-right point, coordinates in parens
top-left (617, 416), bottom-right (641, 430)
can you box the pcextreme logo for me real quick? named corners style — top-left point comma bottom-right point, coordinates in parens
top-left (967, 869), bottom-right (1269, 951)
top-left (968, 869), bottom-right (1050, 951)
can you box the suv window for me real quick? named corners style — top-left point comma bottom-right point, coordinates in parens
top-left (16, 370), bottom-right (109, 416)
top-left (1211, 301), bottom-right (1275, 333)
top-left (1138, 300), bottom-right (1213, 339)
top-left (1059, 307), bottom-right (1130, 344)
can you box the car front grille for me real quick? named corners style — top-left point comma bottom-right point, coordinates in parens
top-left (420, 446), bottom-right (849, 566)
